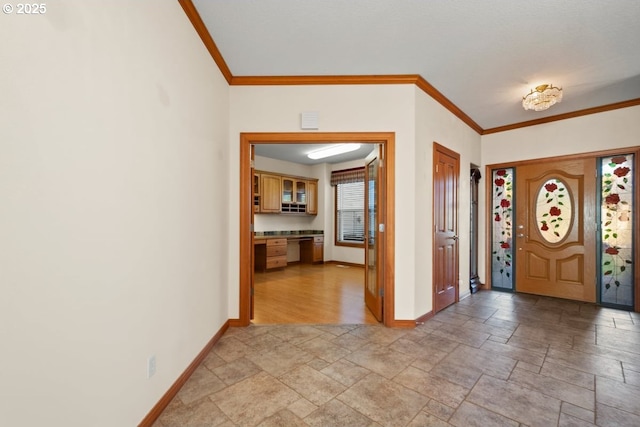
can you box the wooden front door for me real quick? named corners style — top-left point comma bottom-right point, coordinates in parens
top-left (364, 146), bottom-right (383, 321)
top-left (515, 159), bottom-right (597, 302)
top-left (433, 143), bottom-right (459, 312)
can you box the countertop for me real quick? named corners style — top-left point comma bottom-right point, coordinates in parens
top-left (254, 230), bottom-right (324, 241)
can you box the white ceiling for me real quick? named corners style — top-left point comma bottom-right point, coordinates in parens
top-left (255, 143), bottom-right (375, 165)
top-left (191, 0), bottom-right (640, 132)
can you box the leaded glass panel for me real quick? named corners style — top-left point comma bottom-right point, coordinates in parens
top-left (535, 178), bottom-right (572, 244)
top-left (491, 168), bottom-right (514, 290)
top-left (600, 154), bottom-right (634, 308)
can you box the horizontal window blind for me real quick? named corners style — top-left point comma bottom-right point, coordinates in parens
top-left (337, 181), bottom-right (365, 244)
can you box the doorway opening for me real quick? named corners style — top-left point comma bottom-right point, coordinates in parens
top-left (237, 132), bottom-right (396, 327)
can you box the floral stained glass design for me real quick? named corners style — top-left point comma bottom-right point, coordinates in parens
top-left (536, 179), bottom-right (572, 244)
top-left (491, 168), bottom-right (514, 290)
top-left (600, 154), bottom-right (634, 307)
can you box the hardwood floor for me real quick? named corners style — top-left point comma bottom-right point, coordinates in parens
top-left (252, 263), bottom-right (379, 324)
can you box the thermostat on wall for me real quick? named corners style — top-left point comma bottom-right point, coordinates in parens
top-left (301, 111), bottom-right (319, 130)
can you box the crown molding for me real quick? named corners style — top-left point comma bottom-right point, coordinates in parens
top-left (178, 0), bottom-right (640, 136)
top-left (231, 74), bottom-right (420, 86)
top-left (178, 0), bottom-right (232, 84)
top-left (482, 98), bottom-right (640, 135)
top-left (231, 74), bottom-right (483, 134)
top-left (414, 76), bottom-right (483, 134)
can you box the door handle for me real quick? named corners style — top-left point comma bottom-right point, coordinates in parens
top-left (448, 236), bottom-right (459, 241)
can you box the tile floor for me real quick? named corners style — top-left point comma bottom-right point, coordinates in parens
top-left (154, 291), bottom-right (640, 426)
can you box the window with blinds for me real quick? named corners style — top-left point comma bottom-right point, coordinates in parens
top-left (336, 181), bottom-right (365, 245)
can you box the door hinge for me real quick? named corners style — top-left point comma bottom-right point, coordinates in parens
top-left (379, 223), bottom-right (385, 232)
top-left (379, 288), bottom-right (384, 297)
top-left (250, 160), bottom-right (255, 168)
top-left (250, 223), bottom-right (254, 232)
top-left (436, 164), bottom-right (439, 173)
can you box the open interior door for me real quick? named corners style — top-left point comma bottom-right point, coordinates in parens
top-left (250, 144), bottom-right (255, 319)
top-left (364, 145), bottom-right (384, 321)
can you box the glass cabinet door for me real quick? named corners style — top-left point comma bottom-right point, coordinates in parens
top-left (282, 178), bottom-right (293, 203)
top-left (295, 180), bottom-right (306, 204)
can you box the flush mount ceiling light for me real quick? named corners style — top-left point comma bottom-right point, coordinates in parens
top-left (522, 84), bottom-right (563, 111)
top-left (307, 144), bottom-right (361, 160)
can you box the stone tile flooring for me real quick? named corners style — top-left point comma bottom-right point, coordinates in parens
top-left (154, 291), bottom-right (640, 426)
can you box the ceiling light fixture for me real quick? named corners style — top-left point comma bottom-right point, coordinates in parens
top-left (522, 84), bottom-right (563, 111)
top-left (307, 144), bottom-right (361, 160)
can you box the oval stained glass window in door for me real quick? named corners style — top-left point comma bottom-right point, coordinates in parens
top-left (536, 178), bottom-right (572, 243)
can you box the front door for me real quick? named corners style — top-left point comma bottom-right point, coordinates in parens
top-left (515, 159), bottom-right (597, 302)
top-left (364, 146), bottom-right (383, 321)
top-left (433, 143), bottom-right (459, 312)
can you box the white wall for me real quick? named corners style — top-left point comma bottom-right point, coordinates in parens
top-left (414, 87), bottom-right (482, 317)
top-left (479, 106), bottom-right (640, 284)
top-left (229, 84), bottom-right (417, 319)
top-left (0, 1), bottom-right (230, 425)
top-left (229, 84), bottom-right (481, 320)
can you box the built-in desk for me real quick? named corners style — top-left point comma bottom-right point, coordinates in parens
top-left (254, 232), bottom-right (324, 271)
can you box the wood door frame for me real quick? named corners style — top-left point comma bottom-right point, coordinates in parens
top-left (484, 145), bottom-right (640, 312)
top-left (432, 142), bottom-right (461, 312)
top-left (235, 132), bottom-right (397, 327)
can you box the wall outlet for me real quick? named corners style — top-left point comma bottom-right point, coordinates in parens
top-left (147, 355), bottom-right (156, 379)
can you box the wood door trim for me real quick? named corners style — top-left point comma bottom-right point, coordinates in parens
top-left (484, 145), bottom-right (640, 313)
top-left (239, 132), bottom-right (397, 326)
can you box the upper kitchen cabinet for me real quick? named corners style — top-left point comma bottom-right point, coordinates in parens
top-left (260, 173), bottom-right (282, 213)
top-left (255, 171), bottom-right (318, 215)
top-left (282, 178), bottom-right (307, 213)
top-left (306, 180), bottom-right (317, 215)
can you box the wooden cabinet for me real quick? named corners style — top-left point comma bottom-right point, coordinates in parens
top-left (266, 238), bottom-right (287, 269)
top-left (282, 178), bottom-right (308, 213)
top-left (306, 180), bottom-right (317, 215)
top-left (254, 238), bottom-right (287, 271)
top-left (301, 235), bottom-right (324, 264)
top-left (260, 174), bottom-right (281, 213)
top-left (253, 173), bottom-right (260, 213)
top-left (255, 170), bottom-right (318, 215)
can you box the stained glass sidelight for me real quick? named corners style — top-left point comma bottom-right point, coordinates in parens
top-left (536, 178), bottom-right (572, 244)
top-left (600, 154), bottom-right (634, 308)
top-left (491, 168), bottom-right (514, 290)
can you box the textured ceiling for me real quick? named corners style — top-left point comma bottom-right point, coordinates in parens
top-left (190, 0), bottom-right (640, 131)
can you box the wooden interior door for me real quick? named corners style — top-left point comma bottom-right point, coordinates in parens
top-left (250, 145), bottom-right (255, 319)
top-left (433, 143), bottom-right (459, 312)
top-left (515, 159), bottom-right (597, 302)
top-left (364, 146), bottom-right (383, 321)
